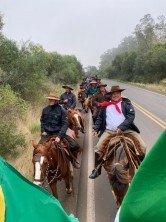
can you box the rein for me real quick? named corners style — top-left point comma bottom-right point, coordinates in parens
top-left (33, 141), bottom-right (69, 185)
top-left (103, 135), bottom-right (139, 169)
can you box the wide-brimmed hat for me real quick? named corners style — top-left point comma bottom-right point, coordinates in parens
top-left (97, 82), bottom-right (107, 88)
top-left (106, 85), bottom-right (125, 94)
top-left (45, 92), bottom-right (60, 100)
top-left (89, 81), bottom-right (97, 84)
top-left (62, 85), bottom-right (74, 90)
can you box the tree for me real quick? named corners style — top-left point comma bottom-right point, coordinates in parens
top-left (155, 15), bottom-right (166, 43)
top-left (134, 14), bottom-right (157, 51)
top-left (0, 12), bottom-right (4, 34)
top-left (84, 66), bottom-right (99, 77)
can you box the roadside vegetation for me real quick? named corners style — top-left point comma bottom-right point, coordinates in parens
top-left (0, 12), bottom-right (84, 176)
top-left (97, 14), bottom-right (166, 93)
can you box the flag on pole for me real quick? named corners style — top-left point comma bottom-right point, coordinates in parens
top-left (115, 129), bottom-right (166, 222)
top-left (0, 156), bottom-right (79, 222)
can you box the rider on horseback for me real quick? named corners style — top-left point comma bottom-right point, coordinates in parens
top-left (92, 82), bottom-right (109, 123)
top-left (84, 81), bottom-right (98, 113)
top-left (39, 92), bottom-right (80, 169)
top-left (60, 85), bottom-right (76, 110)
top-left (89, 85), bottom-right (146, 179)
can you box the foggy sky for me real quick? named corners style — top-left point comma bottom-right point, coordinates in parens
top-left (1, 0), bottom-right (166, 67)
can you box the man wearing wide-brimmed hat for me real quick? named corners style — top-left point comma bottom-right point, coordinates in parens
top-left (39, 92), bottom-right (80, 169)
top-left (89, 85), bottom-right (146, 179)
top-left (84, 81), bottom-right (98, 113)
top-left (60, 85), bottom-right (76, 110)
top-left (92, 82), bottom-right (110, 123)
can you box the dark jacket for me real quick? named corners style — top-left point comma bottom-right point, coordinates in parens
top-left (93, 98), bottom-right (140, 134)
top-left (60, 92), bottom-right (76, 109)
top-left (40, 103), bottom-right (68, 138)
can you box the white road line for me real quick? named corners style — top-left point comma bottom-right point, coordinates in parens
top-left (86, 112), bottom-right (95, 222)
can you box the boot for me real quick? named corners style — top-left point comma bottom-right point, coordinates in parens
top-left (138, 153), bottom-right (145, 163)
top-left (72, 150), bottom-right (80, 169)
top-left (89, 152), bottom-right (102, 179)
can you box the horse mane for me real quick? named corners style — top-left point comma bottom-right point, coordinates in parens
top-left (109, 164), bottom-right (131, 185)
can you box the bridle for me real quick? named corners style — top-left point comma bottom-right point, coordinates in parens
top-left (33, 142), bottom-right (68, 186)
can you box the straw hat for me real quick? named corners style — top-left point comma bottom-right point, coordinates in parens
top-left (106, 85), bottom-right (125, 94)
top-left (45, 92), bottom-right (60, 100)
top-left (89, 81), bottom-right (97, 84)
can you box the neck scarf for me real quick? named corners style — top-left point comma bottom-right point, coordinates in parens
top-left (98, 98), bottom-right (122, 113)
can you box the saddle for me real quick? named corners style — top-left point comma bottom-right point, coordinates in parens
top-left (47, 136), bottom-right (79, 163)
top-left (100, 134), bottom-right (143, 169)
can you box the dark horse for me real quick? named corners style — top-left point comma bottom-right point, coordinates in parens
top-left (78, 90), bottom-right (86, 109)
top-left (67, 109), bottom-right (85, 138)
top-left (32, 137), bottom-right (73, 198)
top-left (100, 134), bottom-right (142, 208)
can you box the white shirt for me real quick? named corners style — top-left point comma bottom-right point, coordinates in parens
top-left (106, 101), bottom-right (125, 131)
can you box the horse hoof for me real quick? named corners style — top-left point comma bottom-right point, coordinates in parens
top-left (66, 188), bottom-right (72, 194)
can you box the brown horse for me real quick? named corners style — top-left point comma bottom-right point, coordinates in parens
top-left (78, 90), bottom-right (86, 109)
top-left (84, 96), bottom-right (94, 114)
top-left (100, 134), bottom-right (142, 208)
top-left (32, 137), bottom-right (73, 199)
top-left (67, 109), bottom-right (85, 138)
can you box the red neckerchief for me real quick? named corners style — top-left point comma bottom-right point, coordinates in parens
top-left (98, 98), bottom-right (122, 113)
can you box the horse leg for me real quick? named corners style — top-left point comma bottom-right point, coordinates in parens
top-left (81, 101), bottom-right (84, 109)
top-left (82, 101), bottom-right (85, 109)
top-left (69, 161), bottom-right (74, 178)
top-left (50, 181), bottom-right (58, 199)
top-left (65, 173), bottom-right (73, 194)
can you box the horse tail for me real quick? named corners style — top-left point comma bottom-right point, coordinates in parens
top-left (109, 163), bottom-right (130, 185)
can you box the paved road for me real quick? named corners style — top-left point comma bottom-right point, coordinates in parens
top-left (57, 81), bottom-right (166, 222)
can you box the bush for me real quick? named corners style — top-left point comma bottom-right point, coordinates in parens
top-left (29, 123), bottom-right (40, 134)
top-left (0, 122), bottom-right (26, 157)
top-left (0, 85), bottom-right (27, 121)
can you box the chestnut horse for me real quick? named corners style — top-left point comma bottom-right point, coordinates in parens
top-left (67, 109), bottom-right (85, 138)
top-left (100, 134), bottom-right (142, 208)
top-left (84, 96), bottom-right (94, 115)
top-left (32, 137), bottom-right (73, 198)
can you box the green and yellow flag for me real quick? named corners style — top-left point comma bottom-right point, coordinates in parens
top-left (115, 129), bottom-right (166, 222)
top-left (0, 157), bottom-right (79, 222)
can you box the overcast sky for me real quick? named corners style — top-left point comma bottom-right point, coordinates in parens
top-left (1, 0), bottom-right (166, 67)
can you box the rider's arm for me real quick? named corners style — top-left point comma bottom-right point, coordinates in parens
top-left (70, 94), bottom-right (76, 109)
top-left (59, 94), bottom-right (64, 104)
top-left (58, 108), bottom-right (69, 139)
top-left (118, 99), bottom-right (135, 131)
top-left (40, 108), bottom-right (46, 134)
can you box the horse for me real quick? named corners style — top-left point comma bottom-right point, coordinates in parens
top-left (100, 134), bottom-right (142, 208)
top-left (84, 95), bottom-right (95, 115)
top-left (67, 108), bottom-right (85, 138)
top-left (32, 137), bottom-right (73, 199)
top-left (78, 90), bottom-right (86, 109)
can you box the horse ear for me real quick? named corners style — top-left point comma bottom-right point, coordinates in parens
top-left (32, 140), bottom-right (38, 149)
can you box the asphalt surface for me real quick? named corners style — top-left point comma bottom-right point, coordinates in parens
top-left (55, 80), bottom-right (166, 222)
